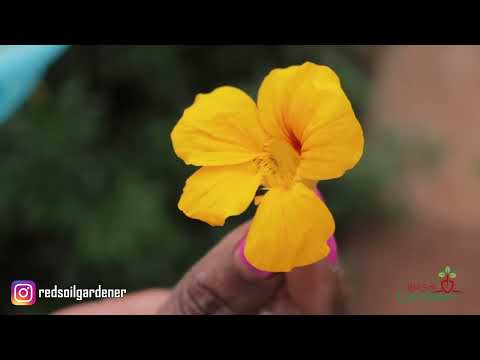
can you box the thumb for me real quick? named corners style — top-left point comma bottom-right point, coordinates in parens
top-left (157, 221), bottom-right (284, 315)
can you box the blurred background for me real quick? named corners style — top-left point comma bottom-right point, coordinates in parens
top-left (1, 45), bottom-right (478, 314)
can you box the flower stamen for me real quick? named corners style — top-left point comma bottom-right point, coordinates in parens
top-left (254, 138), bottom-right (300, 189)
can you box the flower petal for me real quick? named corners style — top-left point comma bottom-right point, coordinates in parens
top-left (171, 86), bottom-right (266, 166)
top-left (257, 64), bottom-right (303, 143)
top-left (257, 62), bottom-right (364, 180)
top-left (315, 186), bottom-right (338, 267)
top-left (178, 162), bottom-right (261, 226)
top-left (299, 111), bottom-right (364, 180)
top-left (245, 182), bottom-right (334, 272)
top-left (257, 62), bottom-right (340, 146)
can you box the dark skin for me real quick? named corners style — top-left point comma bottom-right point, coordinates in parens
top-left (54, 221), bottom-right (349, 315)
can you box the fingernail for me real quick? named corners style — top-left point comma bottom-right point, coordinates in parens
top-left (326, 235), bottom-right (339, 268)
top-left (314, 186), bottom-right (325, 201)
top-left (235, 238), bottom-right (274, 279)
top-left (315, 186), bottom-right (340, 269)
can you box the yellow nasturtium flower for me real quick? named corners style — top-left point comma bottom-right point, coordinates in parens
top-left (171, 62), bottom-right (364, 272)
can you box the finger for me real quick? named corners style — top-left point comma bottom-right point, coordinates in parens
top-left (158, 221), bottom-right (284, 315)
top-left (333, 270), bottom-right (352, 315)
top-left (259, 287), bottom-right (303, 315)
top-left (286, 260), bottom-right (345, 314)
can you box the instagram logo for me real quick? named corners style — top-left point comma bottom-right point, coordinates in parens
top-left (11, 281), bottom-right (36, 306)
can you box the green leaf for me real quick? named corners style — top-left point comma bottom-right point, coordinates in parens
top-left (449, 273), bottom-right (457, 279)
top-left (445, 266), bottom-right (451, 273)
top-left (438, 272), bottom-right (445, 278)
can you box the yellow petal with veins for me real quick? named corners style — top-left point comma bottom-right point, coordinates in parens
top-left (171, 86), bottom-right (266, 167)
top-left (245, 182), bottom-right (334, 272)
top-left (178, 162), bottom-right (261, 226)
top-left (299, 111), bottom-right (364, 180)
top-left (257, 62), bottom-right (340, 148)
top-left (257, 62), bottom-right (364, 181)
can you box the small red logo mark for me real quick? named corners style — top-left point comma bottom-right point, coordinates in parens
top-left (434, 266), bottom-right (462, 294)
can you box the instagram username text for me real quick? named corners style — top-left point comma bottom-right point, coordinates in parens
top-left (39, 285), bottom-right (127, 301)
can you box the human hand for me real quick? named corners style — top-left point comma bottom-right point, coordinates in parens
top-left (158, 220), bottom-right (348, 315)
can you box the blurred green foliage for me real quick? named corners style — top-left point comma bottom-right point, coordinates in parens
top-left (1, 46), bottom-right (404, 314)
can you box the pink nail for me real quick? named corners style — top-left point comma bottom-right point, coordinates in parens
top-left (314, 186), bottom-right (339, 268)
top-left (236, 238), bottom-right (274, 279)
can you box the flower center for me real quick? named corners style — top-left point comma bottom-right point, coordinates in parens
top-left (254, 138), bottom-right (300, 189)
